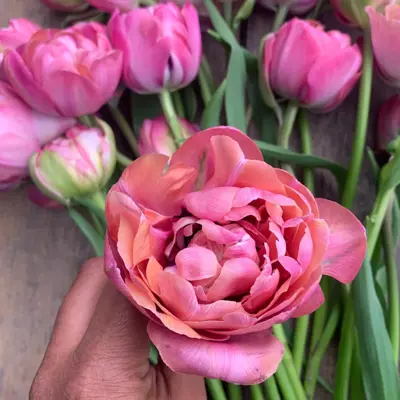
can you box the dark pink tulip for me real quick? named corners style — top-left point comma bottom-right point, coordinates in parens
top-left (87, 0), bottom-right (136, 12)
top-left (104, 126), bottom-right (366, 384)
top-left (108, 2), bottom-right (201, 93)
top-left (262, 18), bottom-right (362, 112)
top-left (0, 82), bottom-right (75, 190)
top-left (3, 22), bottom-right (122, 117)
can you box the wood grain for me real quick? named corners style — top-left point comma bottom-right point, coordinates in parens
top-left (0, 2), bottom-right (398, 400)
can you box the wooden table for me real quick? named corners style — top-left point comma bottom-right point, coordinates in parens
top-left (0, 2), bottom-right (397, 399)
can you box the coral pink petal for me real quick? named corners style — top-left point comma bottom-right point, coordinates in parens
top-left (189, 301), bottom-right (242, 321)
top-left (187, 311), bottom-right (257, 331)
top-left (207, 258), bottom-right (261, 302)
top-left (317, 198), bottom-right (366, 283)
top-left (170, 126), bottom-right (263, 170)
top-left (148, 322), bottom-right (285, 385)
top-left (176, 247), bottom-right (219, 281)
top-left (292, 285), bottom-right (325, 318)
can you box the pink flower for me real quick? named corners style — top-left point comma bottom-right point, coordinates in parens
top-left (0, 19), bottom-right (40, 66)
top-left (3, 22), bottom-right (123, 117)
top-left (258, 0), bottom-right (317, 15)
top-left (262, 18), bottom-right (362, 113)
top-left (87, 0), bottom-right (137, 12)
top-left (0, 82), bottom-right (75, 190)
top-left (377, 94), bottom-right (400, 151)
top-left (367, 5), bottom-right (400, 88)
top-left (104, 126), bottom-right (366, 384)
top-left (139, 116), bottom-right (198, 156)
top-left (108, 2), bottom-right (201, 93)
top-left (40, 0), bottom-right (88, 12)
top-left (30, 121), bottom-right (116, 204)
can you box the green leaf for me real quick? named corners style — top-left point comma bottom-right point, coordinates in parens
top-left (181, 85), bottom-right (198, 122)
top-left (201, 79), bottom-right (226, 129)
top-left (255, 140), bottom-right (347, 183)
top-left (203, 0), bottom-right (238, 47)
top-left (131, 92), bottom-right (162, 133)
top-left (232, 0), bottom-right (255, 30)
top-left (69, 208), bottom-right (104, 257)
top-left (353, 259), bottom-right (400, 400)
top-left (375, 266), bottom-right (388, 313)
top-left (380, 140), bottom-right (400, 195)
top-left (225, 47), bottom-right (247, 132)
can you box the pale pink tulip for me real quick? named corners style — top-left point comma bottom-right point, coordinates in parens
top-left (87, 0), bottom-right (137, 12)
top-left (40, 0), bottom-right (88, 12)
top-left (259, 0), bottom-right (317, 15)
top-left (262, 18), bottom-right (362, 112)
top-left (104, 126), bottom-right (366, 384)
top-left (30, 120), bottom-right (116, 204)
top-left (108, 2), bottom-right (201, 93)
top-left (3, 22), bottom-right (122, 117)
top-left (377, 94), bottom-right (400, 151)
top-left (0, 82), bottom-right (75, 190)
top-left (367, 5), bottom-right (400, 88)
top-left (139, 116), bottom-right (198, 156)
top-left (0, 19), bottom-right (40, 67)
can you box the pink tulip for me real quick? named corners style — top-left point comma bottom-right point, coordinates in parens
top-left (3, 22), bottom-right (123, 117)
top-left (139, 116), bottom-right (198, 156)
top-left (367, 5), bottom-right (400, 88)
top-left (40, 0), bottom-right (88, 12)
top-left (108, 2), bottom-right (201, 93)
top-left (262, 18), bottom-right (362, 112)
top-left (87, 0), bottom-right (137, 12)
top-left (30, 120), bottom-right (116, 204)
top-left (377, 94), bottom-right (400, 151)
top-left (104, 126), bottom-right (366, 384)
top-left (0, 82), bottom-right (75, 190)
top-left (0, 19), bottom-right (40, 66)
top-left (258, 0), bottom-right (317, 15)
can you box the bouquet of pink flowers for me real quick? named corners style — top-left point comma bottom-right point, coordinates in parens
top-left (2, 0), bottom-right (400, 399)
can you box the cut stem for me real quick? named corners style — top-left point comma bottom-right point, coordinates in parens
top-left (227, 383), bottom-right (241, 400)
top-left (116, 151), bottom-right (133, 167)
top-left (263, 376), bottom-right (281, 400)
top-left (206, 379), bottom-right (227, 400)
top-left (272, 4), bottom-right (289, 32)
top-left (159, 90), bottom-right (185, 145)
top-left (382, 197), bottom-right (400, 364)
top-left (299, 109), bottom-right (314, 192)
top-left (279, 101), bottom-right (298, 149)
top-left (108, 105), bottom-right (140, 158)
top-left (292, 316), bottom-right (309, 376)
top-left (249, 384), bottom-right (264, 400)
top-left (275, 363), bottom-right (297, 400)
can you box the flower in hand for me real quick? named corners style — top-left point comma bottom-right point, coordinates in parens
top-left (104, 126), bottom-right (366, 384)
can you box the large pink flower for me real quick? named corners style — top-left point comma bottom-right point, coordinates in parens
top-left (104, 127), bottom-right (366, 384)
top-left (3, 22), bottom-right (122, 117)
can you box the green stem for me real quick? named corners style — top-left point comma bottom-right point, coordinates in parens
top-left (89, 191), bottom-right (106, 212)
top-left (279, 102), bottom-right (298, 149)
top-left (292, 316), bottom-right (309, 376)
top-left (198, 56), bottom-right (215, 106)
top-left (263, 376), bottom-right (281, 400)
top-left (79, 115), bottom-right (93, 127)
top-left (382, 197), bottom-right (400, 364)
top-left (275, 363), bottom-right (297, 400)
top-left (299, 109), bottom-right (314, 192)
top-left (159, 90), bottom-right (184, 145)
top-left (272, 4), bottom-right (289, 32)
top-left (172, 91), bottom-right (185, 118)
top-left (304, 303), bottom-right (341, 398)
top-left (341, 31), bottom-right (373, 210)
top-left (223, 1), bottom-right (233, 27)
top-left (249, 385), bottom-right (264, 400)
top-left (226, 383), bottom-right (241, 400)
top-left (116, 151), bottom-right (133, 167)
top-left (273, 325), bottom-right (307, 400)
top-left (205, 379), bottom-right (227, 400)
top-left (349, 339), bottom-right (364, 399)
top-left (108, 105), bottom-right (140, 158)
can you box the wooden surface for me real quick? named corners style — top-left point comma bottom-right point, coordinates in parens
top-left (0, 2), bottom-right (397, 400)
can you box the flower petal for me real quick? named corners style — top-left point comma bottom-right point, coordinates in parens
top-left (148, 322), bottom-right (284, 384)
top-left (317, 198), bottom-right (366, 283)
top-left (176, 247), bottom-right (219, 281)
top-left (292, 285), bottom-right (325, 318)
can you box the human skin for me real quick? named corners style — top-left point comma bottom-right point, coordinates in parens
top-left (30, 257), bottom-right (206, 400)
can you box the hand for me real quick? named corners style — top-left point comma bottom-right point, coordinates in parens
top-left (30, 258), bottom-right (206, 400)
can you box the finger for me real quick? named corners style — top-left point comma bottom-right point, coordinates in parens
top-left (43, 257), bottom-right (108, 363)
top-left (75, 281), bottom-right (151, 377)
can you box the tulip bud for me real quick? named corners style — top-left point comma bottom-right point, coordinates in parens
top-left (40, 0), bottom-right (88, 12)
top-left (258, 0), bottom-right (317, 15)
top-left (29, 120), bottom-right (116, 205)
top-left (87, 0), bottom-right (136, 12)
top-left (367, 5), bottom-right (400, 88)
top-left (377, 95), bottom-right (400, 153)
top-left (0, 19), bottom-right (40, 66)
top-left (139, 116), bottom-right (198, 156)
top-left (108, 2), bottom-right (201, 94)
top-left (261, 18), bottom-right (362, 113)
top-left (0, 82), bottom-right (75, 190)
